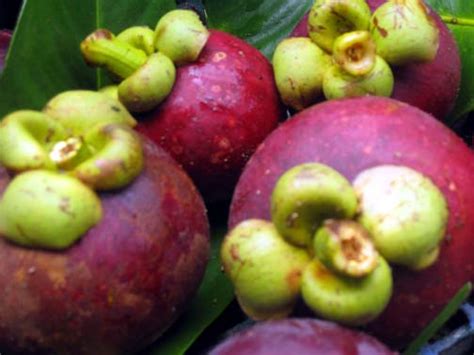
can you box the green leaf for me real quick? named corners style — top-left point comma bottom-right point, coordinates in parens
top-left (0, 0), bottom-right (175, 118)
top-left (144, 227), bottom-right (234, 355)
top-left (403, 282), bottom-right (472, 355)
top-left (425, 0), bottom-right (474, 123)
top-left (204, 0), bottom-right (313, 58)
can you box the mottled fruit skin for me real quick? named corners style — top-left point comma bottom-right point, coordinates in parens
top-left (0, 30), bottom-right (11, 72)
top-left (137, 30), bottom-right (283, 203)
top-left (209, 318), bottom-right (395, 355)
top-left (0, 137), bottom-right (210, 355)
top-left (291, 0), bottom-right (461, 120)
top-left (229, 96), bottom-right (474, 347)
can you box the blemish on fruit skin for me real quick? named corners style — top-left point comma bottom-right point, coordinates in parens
top-left (286, 269), bottom-right (302, 290)
top-left (448, 182), bottom-right (457, 191)
top-left (211, 85), bottom-right (222, 93)
top-left (213, 51), bottom-right (227, 62)
top-left (230, 244), bottom-right (241, 262)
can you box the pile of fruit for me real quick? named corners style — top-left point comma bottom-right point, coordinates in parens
top-left (0, 0), bottom-right (473, 354)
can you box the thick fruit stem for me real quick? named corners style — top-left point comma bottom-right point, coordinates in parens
top-left (332, 31), bottom-right (376, 76)
top-left (314, 219), bottom-right (379, 278)
top-left (80, 29), bottom-right (148, 79)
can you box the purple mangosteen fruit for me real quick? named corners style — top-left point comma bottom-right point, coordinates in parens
top-left (0, 90), bottom-right (210, 354)
top-left (227, 96), bottom-right (474, 348)
top-left (287, 0), bottom-right (460, 120)
top-left (208, 318), bottom-right (396, 355)
top-left (79, 10), bottom-right (283, 204)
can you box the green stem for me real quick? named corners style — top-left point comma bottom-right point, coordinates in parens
top-left (81, 29), bottom-right (148, 80)
top-left (403, 282), bottom-right (472, 355)
top-left (441, 15), bottom-right (474, 27)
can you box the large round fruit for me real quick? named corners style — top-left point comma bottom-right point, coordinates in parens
top-left (209, 318), bottom-right (394, 355)
top-left (137, 30), bottom-right (283, 204)
top-left (0, 137), bottom-right (210, 354)
top-left (229, 96), bottom-right (474, 347)
top-left (290, 0), bottom-right (461, 120)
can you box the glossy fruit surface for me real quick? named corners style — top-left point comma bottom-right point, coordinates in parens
top-left (209, 318), bottom-right (395, 355)
top-left (0, 137), bottom-right (210, 355)
top-left (137, 30), bottom-right (283, 203)
top-left (229, 96), bottom-right (474, 347)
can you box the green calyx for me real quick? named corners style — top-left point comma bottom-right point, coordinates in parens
top-left (273, 0), bottom-right (440, 105)
top-left (370, 0), bottom-right (440, 66)
top-left (353, 165), bottom-right (448, 270)
top-left (323, 55), bottom-right (394, 99)
top-left (221, 219), bottom-right (311, 320)
top-left (154, 9), bottom-right (209, 65)
top-left (308, 0), bottom-right (372, 53)
top-left (43, 90), bottom-right (136, 135)
top-left (118, 52), bottom-right (176, 113)
top-left (0, 110), bottom-right (66, 172)
top-left (271, 163), bottom-right (358, 248)
top-left (0, 90), bottom-right (145, 249)
top-left (272, 37), bottom-right (331, 111)
top-left (314, 219), bottom-right (379, 278)
top-left (116, 26), bottom-right (155, 55)
top-left (0, 170), bottom-right (102, 250)
top-left (301, 257), bottom-right (392, 326)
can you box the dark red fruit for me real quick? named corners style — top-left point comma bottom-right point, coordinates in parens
top-left (291, 0), bottom-right (461, 120)
top-left (137, 30), bottom-right (283, 204)
top-left (229, 96), bottom-right (474, 347)
top-left (209, 318), bottom-right (395, 355)
top-left (0, 30), bottom-right (12, 72)
top-left (0, 137), bottom-right (210, 355)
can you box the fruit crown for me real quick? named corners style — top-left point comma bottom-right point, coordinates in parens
top-left (0, 90), bottom-right (144, 250)
top-left (221, 162), bottom-right (448, 326)
top-left (272, 0), bottom-right (440, 110)
top-left (80, 9), bottom-right (210, 114)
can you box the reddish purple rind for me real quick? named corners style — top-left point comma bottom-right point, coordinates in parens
top-left (0, 137), bottom-right (210, 355)
top-left (290, 0), bottom-right (461, 120)
top-left (0, 30), bottom-right (12, 72)
top-left (228, 96), bottom-right (474, 347)
top-left (209, 318), bottom-right (396, 355)
top-left (137, 30), bottom-right (283, 204)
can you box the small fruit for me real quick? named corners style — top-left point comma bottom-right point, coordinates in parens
top-left (208, 318), bottom-right (395, 355)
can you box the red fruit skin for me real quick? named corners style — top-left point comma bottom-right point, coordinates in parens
top-left (0, 30), bottom-right (12, 72)
top-left (209, 318), bottom-right (396, 355)
top-left (137, 30), bottom-right (283, 204)
top-left (229, 97), bottom-right (474, 348)
top-left (0, 137), bottom-right (210, 355)
top-left (291, 0), bottom-right (461, 120)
